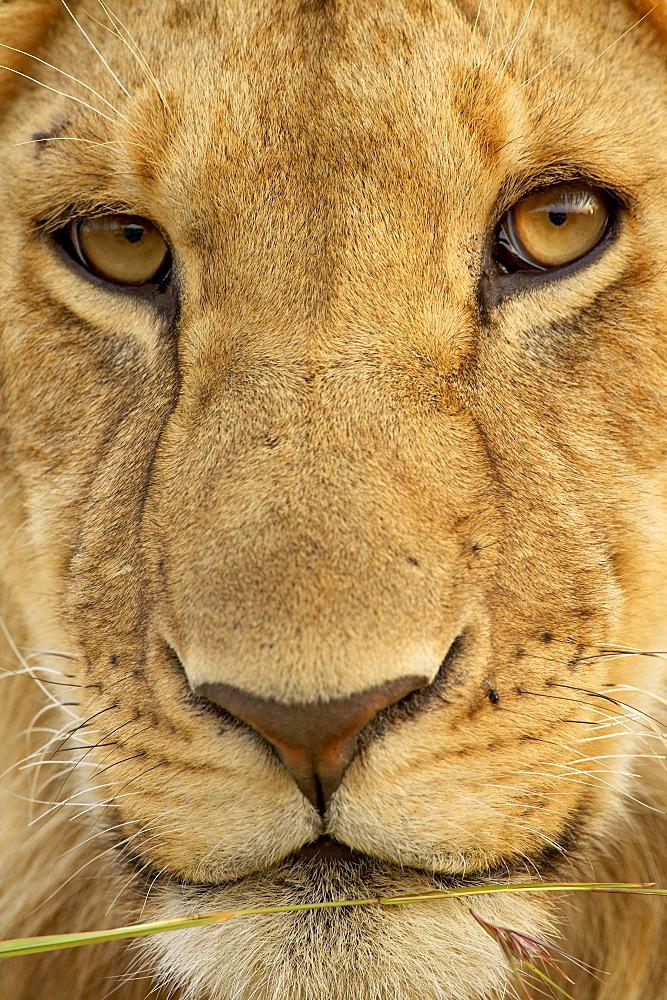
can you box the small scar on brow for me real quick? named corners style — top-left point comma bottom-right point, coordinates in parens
top-left (31, 120), bottom-right (69, 155)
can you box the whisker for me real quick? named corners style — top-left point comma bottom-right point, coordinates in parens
top-left (22, 648), bottom-right (78, 661)
top-left (530, 8), bottom-right (657, 114)
top-left (30, 781), bottom-right (121, 822)
top-left (550, 683), bottom-right (667, 740)
top-left (94, 0), bottom-right (170, 111)
top-left (523, 687), bottom-right (657, 727)
top-left (481, 783), bottom-right (565, 818)
top-left (104, 822), bottom-right (183, 915)
top-left (0, 616), bottom-right (78, 718)
top-left (0, 42), bottom-right (128, 119)
top-left (566, 753), bottom-right (666, 765)
top-left (519, 692), bottom-right (667, 764)
top-left (466, 792), bottom-right (566, 853)
top-left (522, 764), bottom-right (662, 814)
top-left (0, 63), bottom-right (120, 124)
top-left (487, 0), bottom-right (499, 50)
top-left (23, 836), bottom-right (130, 917)
top-left (574, 730), bottom-right (667, 743)
top-left (54, 704), bottom-right (119, 750)
top-left (60, 0), bottom-right (134, 103)
top-left (500, 0), bottom-right (536, 71)
top-left (0, 665), bottom-right (72, 680)
top-left (19, 758), bottom-right (103, 770)
top-left (520, 43), bottom-right (573, 86)
top-left (471, 0), bottom-right (484, 36)
top-left (10, 136), bottom-right (146, 152)
top-left (606, 683), bottom-right (667, 710)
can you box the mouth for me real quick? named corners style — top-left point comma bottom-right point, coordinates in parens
top-left (124, 835), bottom-right (441, 895)
top-left (125, 834), bottom-right (556, 897)
top-left (291, 836), bottom-right (369, 864)
top-left (287, 837), bottom-right (478, 886)
top-left (121, 800), bottom-right (587, 895)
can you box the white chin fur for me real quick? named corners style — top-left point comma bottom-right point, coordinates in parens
top-left (137, 862), bottom-right (553, 1000)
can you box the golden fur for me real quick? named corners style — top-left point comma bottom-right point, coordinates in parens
top-left (2, 0), bottom-right (667, 997)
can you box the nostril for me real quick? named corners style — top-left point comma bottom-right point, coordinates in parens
top-left (194, 674), bottom-right (431, 812)
top-left (354, 632), bottom-right (468, 746)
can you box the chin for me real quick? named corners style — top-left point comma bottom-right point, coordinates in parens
top-left (100, 748), bottom-right (606, 1000)
top-left (134, 848), bottom-right (554, 1000)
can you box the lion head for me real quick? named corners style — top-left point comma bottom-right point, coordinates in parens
top-left (2, 1), bottom-right (667, 998)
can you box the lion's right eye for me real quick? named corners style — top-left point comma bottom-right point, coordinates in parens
top-left (59, 214), bottom-right (171, 286)
top-left (494, 184), bottom-right (611, 273)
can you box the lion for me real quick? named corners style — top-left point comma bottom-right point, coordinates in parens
top-left (2, 0), bottom-right (667, 997)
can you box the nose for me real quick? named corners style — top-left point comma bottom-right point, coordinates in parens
top-left (194, 674), bottom-right (430, 811)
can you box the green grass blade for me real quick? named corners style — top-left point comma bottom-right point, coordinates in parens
top-left (505, 952), bottom-right (535, 1000)
top-left (378, 881), bottom-right (660, 904)
top-left (524, 962), bottom-right (577, 1000)
top-left (0, 881), bottom-right (663, 959)
top-left (0, 897), bottom-right (378, 958)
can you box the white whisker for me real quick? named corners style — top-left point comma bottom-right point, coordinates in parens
top-left (500, 0), bottom-right (536, 71)
top-left (0, 63), bottom-right (120, 125)
top-left (520, 43), bottom-right (573, 86)
top-left (0, 42), bottom-right (128, 119)
top-left (60, 0), bottom-right (134, 103)
top-left (530, 8), bottom-right (656, 114)
top-left (95, 0), bottom-right (170, 111)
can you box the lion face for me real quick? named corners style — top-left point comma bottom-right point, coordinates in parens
top-left (2, 1), bottom-right (667, 997)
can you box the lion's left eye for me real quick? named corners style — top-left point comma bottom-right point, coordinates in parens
top-left (495, 184), bottom-right (611, 272)
top-left (61, 214), bottom-right (171, 286)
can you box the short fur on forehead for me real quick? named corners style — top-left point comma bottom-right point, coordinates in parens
top-left (0, 0), bottom-right (664, 97)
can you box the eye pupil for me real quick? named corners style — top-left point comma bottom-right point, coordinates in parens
top-left (123, 224), bottom-right (145, 244)
top-left (548, 211), bottom-right (568, 227)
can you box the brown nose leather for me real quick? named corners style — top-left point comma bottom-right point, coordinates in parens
top-left (195, 674), bottom-right (430, 811)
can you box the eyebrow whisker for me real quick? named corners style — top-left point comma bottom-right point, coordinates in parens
top-left (59, 0), bottom-right (134, 104)
top-left (0, 63), bottom-right (120, 125)
top-left (0, 42), bottom-right (128, 120)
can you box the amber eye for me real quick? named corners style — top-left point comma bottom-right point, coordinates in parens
top-left (67, 214), bottom-right (170, 285)
top-left (497, 184), bottom-right (610, 272)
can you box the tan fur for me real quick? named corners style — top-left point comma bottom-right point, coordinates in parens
top-left (2, 1), bottom-right (667, 997)
top-left (0, 1), bottom-right (62, 101)
top-left (631, 0), bottom-right (667, 36)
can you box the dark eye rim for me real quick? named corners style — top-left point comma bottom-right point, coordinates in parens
top-left (480, 181), bottom-right (622, 311)
top-left (52, 214), bottom-right (174, 298)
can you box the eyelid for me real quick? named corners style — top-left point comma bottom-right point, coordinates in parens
top-left (34, 203), bottom-right (141, 237)
top-left (493, 170), bottom-right (629, 224)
